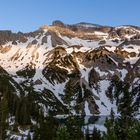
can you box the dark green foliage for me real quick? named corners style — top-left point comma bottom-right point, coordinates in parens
top-left (85, 126), bottom-right (90, 140)
top-left (1, 63), bottom-right (140, 140)
top-left (63, 79), bottom-right (74, 105)
top-left (103, 83), bottom-right (140, 140)
top-left (103, 109), bottom-right (117, 140)
top-left (15, 97), bottom-right (31, 125)
top-left (103, 118), bottom-right (117, 140)
top-left (33, 116), bottom-right (59, 140)
top-left (130, 121), bottom-right (140, 140)
top-left (65, 116), bottom-right (84, 140)
top-left (115, 84), bottom-right (136, 140)
top-left (56, 126), bottom-right (71, 140)
top-left (118, 84), bottom-right (134, 117)
top-left (0, 67), bottom-right (15, 94)
top-left (92, 127), bottom-right (101, 140)
top-left (63, 79), bottom-right (83, 114)
top-left (33, 116), bottom-right (85, 140)
top-left (106, 75), bottom-right (123, 105)
top-left (0, 95), bottom-right (9, 140)
top-left (103, 116), bottom-right (140, 140)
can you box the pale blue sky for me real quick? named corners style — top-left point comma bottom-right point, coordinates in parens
top-left (0, 0), bottom-right (139, 32)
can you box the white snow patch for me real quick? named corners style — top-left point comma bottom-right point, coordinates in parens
top-left (122, 45), bottom-right (140, 54)
top-left (95, 80), bottom-right (118, 115)
top-left (105, 45), bottom-right (116, 52)
top-left (124, 56), bottom-right (139, 64)
top-left (83, 124), bottom-right (107, 134)
top-left (85, 101), bottom-right (91, 115)
top-left (118, 69), bottom-right (128, 80)
top-left (66, 47), bottom-right (73, 54)
top-left (95, 67), bottom-right (108, 77)
top-left (62, 36), bottom-right (99, 49)
top-left (80, 67), bottom-right (92, 82)
top-left (94, 31), bottom-right (108, 36)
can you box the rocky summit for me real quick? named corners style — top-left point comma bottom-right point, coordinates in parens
top-left (0, 20), bottom-right (140, 117)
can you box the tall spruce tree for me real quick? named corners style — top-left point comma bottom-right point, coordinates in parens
top-left (66, 116), bottom-right (84, 140)
top-left (33, 115), bottom-right (58, 140)
top-left (56, 126), bottom-right (71, 140)
top-left (103, 118), bottom-right (117, 140)
top-left (0, 94), bottom-right (9, 140)
top-left (92, 127), bottom-right (101, 140)
top-left (85, 126), bottom-right (90, 140)
top-left (117, 84), bottom-right (134, 140)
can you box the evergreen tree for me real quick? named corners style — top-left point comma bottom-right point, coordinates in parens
top-left (92, 127), bottom-right (101, 140)
top-left (135, 122), bottom-right (140, 139)
top-left (33, 116), bottom-right (58, 140)
top-left (102, 83), bottom-right (140, 140)
top-left (102, 109), bottom-right (117, 140)
top-left (131, 121), bottom-right (140, 140)
top-left (15, 97), bottom-right (31, 125)
top-left (56, 126), bottom-right (71, 140)
top-left (85, 126), bottom-right (90, 140)
top-left (66, 116), bottom-right (84, 140)
top-left (0, 95), bottom-right (9, 140)
top-left (117, 84), bottom-right (135, 140)
top-left (103, 118), bottom-right (117, 140)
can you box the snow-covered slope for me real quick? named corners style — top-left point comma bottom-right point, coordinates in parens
top-left (0, 21), bottom-right (140, 117)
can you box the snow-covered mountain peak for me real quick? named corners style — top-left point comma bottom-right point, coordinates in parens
top-left (0, 21), bottom-right (140, 117)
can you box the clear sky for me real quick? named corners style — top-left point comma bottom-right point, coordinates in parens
top-left (0, 0), bottom-right (139, 32)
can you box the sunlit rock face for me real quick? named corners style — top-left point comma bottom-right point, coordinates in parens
top-left (0, 21), bottom-right (140, 116)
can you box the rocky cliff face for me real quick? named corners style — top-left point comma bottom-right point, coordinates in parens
top-left (0, 21), bottom-right (140, 117)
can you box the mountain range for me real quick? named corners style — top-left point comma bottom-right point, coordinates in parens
top-left (0, 20), bottom-right (140, 119)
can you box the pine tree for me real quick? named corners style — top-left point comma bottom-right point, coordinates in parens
top-left (103, 118), bottom-right (117, 140)
top-left (102, 109), bottom-right (118, 140)
top-left (131, 121), bottom-right (140, 140)
top-left (56, 126), bottom-right (70, 140)
top-left (63, 80), bottom-right (74, 114)
top-left (0, 95), bottom-right (9, 140)
top-left (135, 122), bottom-right (140, 139)
top-left (92, 127), bottom-right (101, 140)
top-left (85, 126), bottom-right (90, 140)
top-left (66, 116), bottom-right (84, 140)
top-left (117, 84), bottom-right (135, 140)
top-left (102, 83), bottom-right (140, 140)
top-left (15, 97), bottom-right (31, 125)
top-left (33, 116), bottom-right (58, 140)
